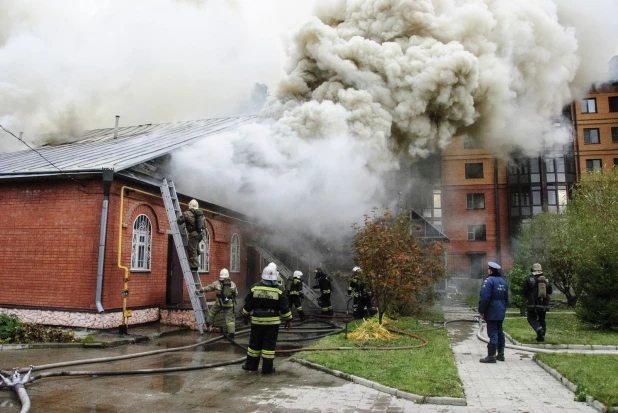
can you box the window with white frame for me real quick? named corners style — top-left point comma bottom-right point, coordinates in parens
top-left (198, 230), bottom-right (210, 273)
top-left (230, 233), bottom-right (240, 272)
top-left (131, 214), bottom-right (152, 271)
top-left (581, 98), bottom-right (597, 113)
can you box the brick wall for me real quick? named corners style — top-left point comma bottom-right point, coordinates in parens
top-left (0, 176), bottom-right (251, 321)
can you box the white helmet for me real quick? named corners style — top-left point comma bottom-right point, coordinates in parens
top-left (261, 265), bottom-right (278, 281)
top-left (293, 271), bottom-right (303, 278)
top-left (268, 262), bottom-right (277, 270)
top-left (219, 268), bottom-right (230, 279)
top-left (188, 199), bottom-right (199, 210)
top-left (352, 266), bottom-right (361, 273)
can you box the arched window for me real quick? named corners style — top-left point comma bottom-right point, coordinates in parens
top-left (198, 229), bottom-right (210, 273)
top-left (230, 233), bottom-right (240, 272)
top-left (131, 214), bottom-right (152, 271)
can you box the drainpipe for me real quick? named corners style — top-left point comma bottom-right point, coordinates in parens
top-left (493, 158), bottom-right (502, 263)
top-left (96, 168), bottom-right (114, 313)
top-left (570, 103), bottom-right (581, 179)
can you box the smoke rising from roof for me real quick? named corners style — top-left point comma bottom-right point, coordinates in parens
top-left (175, 0), bottom-right (617, 245)
top-left (0, 0), bottom-right (316, 152)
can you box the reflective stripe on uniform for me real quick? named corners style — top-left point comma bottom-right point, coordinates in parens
top-left (242, 308), bottom-right (250, 316)
top-left (321, 289), bottom-right (331, 294)
top-left (247, 347), bottom-right (261, 357)
top-left (251, 316), bottom-right (282, 325)
top-left (297, 306), bottom-right (302, 311)
top-left (262, 349), bottom-right (275, 359)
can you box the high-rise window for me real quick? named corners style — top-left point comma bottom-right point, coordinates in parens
top-left (609, 96), bottom-right (618, 112)
top-left (581, 98), bottom-right (597, 113)
top-left (612, 127), bottom-right (618, 143)
top-left (465, 163), bottom-right (484, 179)
top-left (466, 193), bottom-right (485, 210)
top-left (583, 128), bottom-right (600, 144)
top-left (463, 137), bottom-right (483, 149)
top-left (467, 225), bottom-right (486, 241)
top-left (586, 159), bottom-right (602, 173)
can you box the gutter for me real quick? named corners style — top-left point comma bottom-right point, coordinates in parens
top-left (95, 168), bottom-right (114, 313)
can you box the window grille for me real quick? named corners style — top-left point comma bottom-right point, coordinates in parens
top-left (230, 233), bottom-right (240, 273)
top-left (131, 214), bottom-right (152, 271)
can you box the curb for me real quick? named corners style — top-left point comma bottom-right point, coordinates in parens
top-left (504, 333), bottom-right (618, 351)
top-left (534, 356), bottom-right (618, 413)
top-left (289, 357), bottom-right (466, 406)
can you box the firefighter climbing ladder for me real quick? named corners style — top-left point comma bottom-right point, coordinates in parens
top-left (253, 245), bottom-right (320, 308)
top-left (160, 178), bottom-right (209, 334)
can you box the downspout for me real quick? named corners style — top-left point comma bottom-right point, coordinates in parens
top-left (493, 158), bottom-right (502, 263)
top-left (95, 168), bottom-right (114, 313)
top-left (570, 102), bottom-right (581, 179)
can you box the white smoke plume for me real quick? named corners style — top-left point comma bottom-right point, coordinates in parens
top-left (2, 0), bottom-right (618, 248)
top-left (0, 0), bottom-right (316, 152)
top-left (175, 0), bottom-right (618, 245)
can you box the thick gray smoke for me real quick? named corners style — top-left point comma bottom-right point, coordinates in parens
top-left (0, 0), bottom-right (316, 152)
top-left (174, 0), bottom-right (618, 245)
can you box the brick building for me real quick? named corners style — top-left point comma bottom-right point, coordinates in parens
top-left (434, 79), bottom-right (618, 285)
top-left (0, 117), bottom-right (266, 330)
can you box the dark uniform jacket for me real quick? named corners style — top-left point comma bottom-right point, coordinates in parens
top-left (478, 275), bottom-right (509, 321)
top-left (288, 278), bottom-right (304, 296)
top-left (315, 275), bottom-right (332, 295)
top-left (242, 281), bottom-right (292, 325)
top-left (523, 275), bottom-right (552, 310)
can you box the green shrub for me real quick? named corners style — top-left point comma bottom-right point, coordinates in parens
top-left (11, 324), bottom-right (77, 344)
top-left (504, 265), bottom-right (529, 315)
top-left (0, 313), bottom-right (21, 343)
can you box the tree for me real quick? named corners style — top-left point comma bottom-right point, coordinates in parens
top-left (514, 212), bottom-right (582, 307)
top-left (351, 208), bottom-right (447, 324)
top-left (567, 168), bottom-right (618, 329)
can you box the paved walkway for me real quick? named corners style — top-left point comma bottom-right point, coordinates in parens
top-left (0, 298), bottom-right (601, 413)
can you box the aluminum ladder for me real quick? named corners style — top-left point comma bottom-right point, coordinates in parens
top-left (160, 178), bottom-right (209, 333)
top-left (253, 245), bottom-right (320, 307)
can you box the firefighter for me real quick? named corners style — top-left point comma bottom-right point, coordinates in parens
top-left (196, 268), bottom-right (238, 338)
top-left (523, 263), bottom-right (552, 342)
top-left (241, 265), bottom-right (292, 374)
top-left (313, 268), bottom-right (333, 316)
top-left (348, 267), bottom-right (364, 318)
top-left (177, 199), bottom-right (205, 270)
top-left (478, 261), bottom-right (509, 363)
top-left (288, 271), bottom-right (306, 321)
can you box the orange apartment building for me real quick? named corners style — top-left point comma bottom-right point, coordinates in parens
top-left (433, 79), bottom-right (618, 282)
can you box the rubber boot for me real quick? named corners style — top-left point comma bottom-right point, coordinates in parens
top-left (261, 358), bottom-right (275, 374)
top-left (298, 310), bottom-right (306, 322)
top-left (536, 328), bottom-right (545, 342)
top-left (479, 344), bottom-right (497, 363)
top-left (496, 346), bottom-right (505, 362)
top-left (242, 355), bottom-right (259, 372)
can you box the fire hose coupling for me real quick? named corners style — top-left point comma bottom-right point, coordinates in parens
top-left (0, 366), bottom-right (33, 388)
top-left (122, 289), bottom-right (129, 296)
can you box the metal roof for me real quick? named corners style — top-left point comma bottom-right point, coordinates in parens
top-left (0, 116), bottom-right (257, 177)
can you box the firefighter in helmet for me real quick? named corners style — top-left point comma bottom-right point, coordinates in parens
top-left (241, 265), bottom-right (292, 374)
top-left (288, 271), bottom-right (306, 321)
top-left (177, 199), bottom-right (205, 270)
top-left (196, 268), bottom-right (238, 338)
top-left (348, 266), bottom-right (362, 318)
top-left (523, 263), bottom-right (552, 342)
top-left (313, 268), bottom-right (333, 316)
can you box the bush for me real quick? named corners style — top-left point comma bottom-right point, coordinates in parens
top-left (11, 324), bottom-right (77, 344)
top-left (0, 313), bottom-right (21, 343)
top-left (575, 252), bottom-right (618, 330)
top-left (504, 265), bottom-right (529, 315)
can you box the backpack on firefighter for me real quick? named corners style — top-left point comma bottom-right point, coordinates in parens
top-left (218, 278), bottom-right (236, 306)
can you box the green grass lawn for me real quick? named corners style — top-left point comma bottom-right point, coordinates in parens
top-left (536, 353), bottom-right (618, 407)
top-left (294, 317), bottom-right (463, 398)
top-left (504, 313), bottom-right (618, 345)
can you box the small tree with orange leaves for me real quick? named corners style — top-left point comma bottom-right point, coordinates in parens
top-left (352, 208), bottom-right (447, 324)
